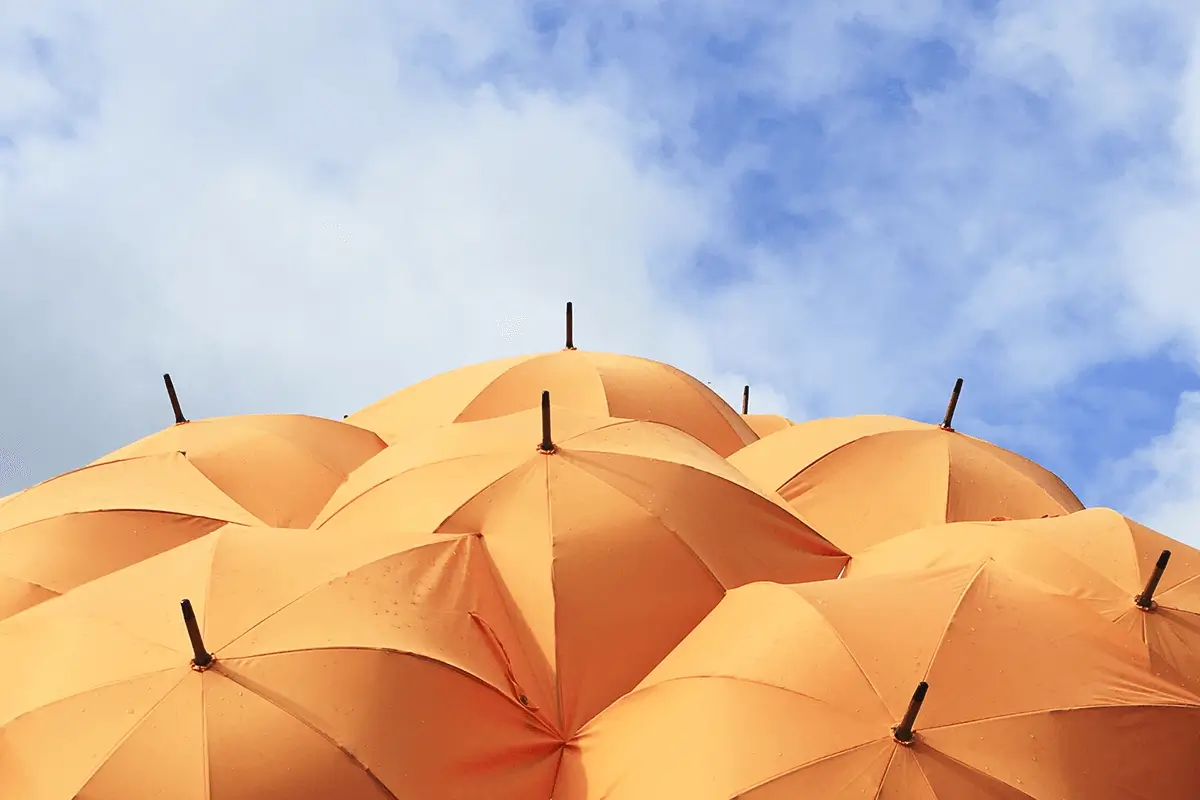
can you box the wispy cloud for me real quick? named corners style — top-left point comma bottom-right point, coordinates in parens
top-left (3, 1), bottom-right (1200, 544)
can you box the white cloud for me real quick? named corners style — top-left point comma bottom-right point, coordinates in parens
top-left (0, 1), bottom-right (733, 489)
top-left (1119, 391), bottom-right (1200, 546)
top-left (4, 0), bottom-right (1200, 531)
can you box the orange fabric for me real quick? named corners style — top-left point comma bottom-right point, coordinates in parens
top-left (316, 406), bottom-right (847, 732)
top-left (729, 414), bottom-right (1083, 553)
top-left (345, 350), bottom-right (759, 457)
top-left (740, 413), bottom-right (795, 438)
top-left (0, 524), bottom-right (563, 800)
top-left (91, 414), bottom-right (386, 526)
top-left (847, 507), bottom-right (1200, 694)
top-left (0, 453), bottom-right (261, 621)
top-left (557, 563), bottom-right (1200, 799)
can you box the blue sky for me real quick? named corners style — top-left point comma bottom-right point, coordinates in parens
top-left (3, 1), bottom-right (1200, 540)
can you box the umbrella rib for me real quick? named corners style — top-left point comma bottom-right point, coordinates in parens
top-left (924, 700), bottom-right (1200, 732)
top-left (0, 572), bottom-right (59, 596)
top-left (212, 664), bottom-right (400, 799)
top-left (623, 673), bottom-right (862, 713)
top-left (63, 453), bottom-right (261, 523)
top-left (220, 645), bottom-right (538, 714)
top-left (801, 606), bottom-right (894, 721)
top-left (869, 747), bottom-right (900, 800)
top-left (233, 418), bottom-right (364, 478)
top-left (0, 666), bottom-right (185, 729)
top-left (42, 669), bottom-right (191, 796)
top-left (316, 451), bottom-right (519, 530)
top-left (733, 740), bottom-right (886, 797)
top-left (653, 362), bottom-right (739, 440)
top-left (214, 540), bottom-right (462, 655)
top-left (748, 430), bottom-right (898, 497)
top-left (942, 435), bottom-right (955, 524)
top-left (960, 437), bottom-right (1075, 515)
top-left (920, 561), bottom-right (990, 682)
top-left (544, 456), bottom-right (567, 728)
top-left (1156, 569), bottom-right (1200, 601)
top-left (914, 743), bottom-right (1039, 799)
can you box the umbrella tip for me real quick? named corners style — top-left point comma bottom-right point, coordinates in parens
top-left (892, 681), bottom-right (929, 744)
top-left (1135, 549), bottom-right (1172, 611)
top-left (163, 373), bottom-right (188, 425)
top-left (538, 391), bottom-right (557, 453)
top-left (180, 598), bottom-right (213, 669)
top-left (940, 378), bottom-right (964, 431)
top-left (741, 384), bottom-right (750, 415)
top-left (564, 301), bottom-right (576, 350)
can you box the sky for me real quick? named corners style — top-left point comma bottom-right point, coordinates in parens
top-left (2, 1), bottom-right (1200, 544)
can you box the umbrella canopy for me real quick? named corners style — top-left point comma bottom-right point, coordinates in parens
top-left (736, 385), bottom-right (796, 439)
top-left (0, 453), bottom-right (260, 621)
top-left (0, 524), bottom-right (562, 800)
top-left (846, 507), bottom-right (1200, 693)
top-left (317, 399), bottom-right (847, 732)
top-left (556, 563), bottom-right (1200, 799)
top-left (90, 413), bottom-right (386, 527)
top-left (729, 414), bottom-right (1083, 554)
top-left (346, 351), bottom-right (757, 457)
top-left (741, 414), bottom-right (794, 438)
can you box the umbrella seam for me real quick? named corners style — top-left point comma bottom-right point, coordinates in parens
top-left (198, 527), bottom-right (229, 641)
top-left (0, 506), bottom-right (247, 533)
top-left (659, 362), bottom-right (755, 440)
top-left (43, 670), bottom-right (191, 795)
top-left (569, 450), bottom-right (844, 558)
top-left (41, 453), bottom-right (263, 525)
top-left (654, 362), bottom-right (755, 450)
top-left (914, 744), bottom-right (1039, 799)
top-left (942, 434), bottom-right (954, 524)
top-left (739, 426), bottom-right (918, 495)
top-left (189, 431), bottom-right (350, 499)
top-left (798, 600), bottom-right (897, 723)
top-left (920, 561), bottom-right (991, 684)
top-left (967, 435), bottom-right (1084, 510)
top-left (1156, 570), bottom-right (1200, 601)
top-left (561, 452), bottom-right (728, 594)
top-left (316, 451), bottom-right (524, 529)
top-left (0, 573), bottom-right (59, 596)
top-left (544, 455), bottom-right (567, 731)
top-left (217, 646), bottom-right (556, 734)
top-left (0, 666), bottom-right (185, 728)
top-left (0, 508), bottom-right (233, 536)
top-left (958, 437), bottom-right (1076, 517)
top-left (212, 538), bottom-right (474, 654)
top-left (606, 673), bottom-right (867, 714)
top-left (316, 417), bottom-right (687, 530)
top-left (231, 416), bottom-right (380, 477)
top-left (870, 746), bottom-right (900, 800)
top-left (732, 740), bottom-right (887, 797)
top-left (212, 664), bottom-right (401, 799)
top-left (923, 700), bottom-right (1200, 731)
top-left (453, 354), bottom-right (607, 422)
top-left (200, 668), bottom-right (212, 800)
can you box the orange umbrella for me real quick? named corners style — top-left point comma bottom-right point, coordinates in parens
top-left (0, 524), bottom-right (562, 799)
top-left (738, 384), bottom-right (796, 438)
top-left (728, 380), bottom-right (1083, 553)
top-left (741, 414), bottom-right (794, 438)
top-left (317, 394), bottom-right (847, 732)
top-left (556, 563), bottom-right (1200, 799)
top-left (0, 453), bottom-right (260, 620)
top-left (91, 375), bottom-right (386, 526)
top-left (346, 303), bottom-right (758, 457)
top-left (847, 507), bottom-right (1200, 693)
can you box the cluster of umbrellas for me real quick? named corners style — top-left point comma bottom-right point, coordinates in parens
top-left (0, 303), bottom-right (1198, 799)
